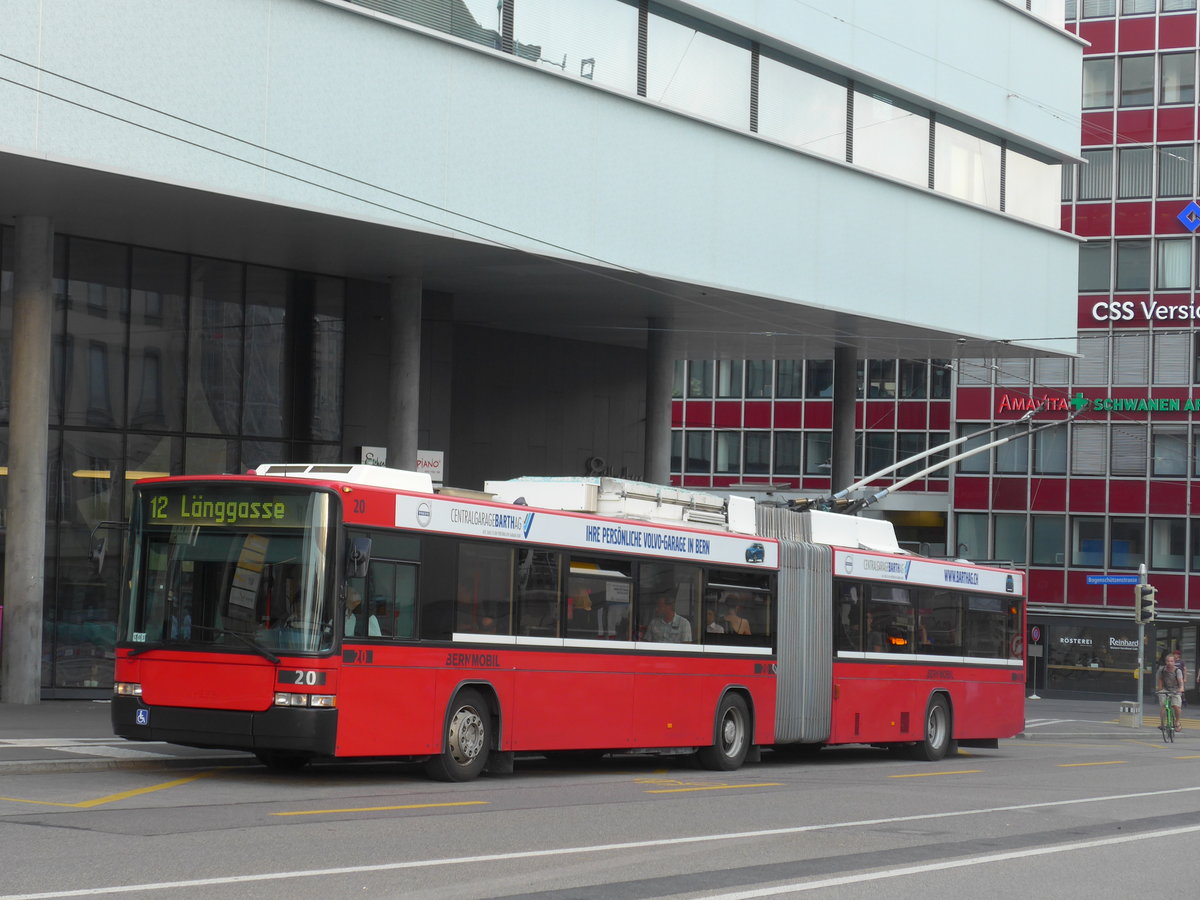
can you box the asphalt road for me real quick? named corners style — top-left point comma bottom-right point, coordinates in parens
top-left (1, 729), bottom-right (1197, 900)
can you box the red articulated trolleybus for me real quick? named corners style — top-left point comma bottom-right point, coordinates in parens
top-left (112, 464), bottom-right (1025, 780)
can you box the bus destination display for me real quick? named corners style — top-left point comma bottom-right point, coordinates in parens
top-left (143, 488), bottom-right (312, 527)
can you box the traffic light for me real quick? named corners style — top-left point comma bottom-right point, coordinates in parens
top-left (1136, 584), bottom-right (1158, 623)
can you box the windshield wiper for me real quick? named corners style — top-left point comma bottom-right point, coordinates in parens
top-left (127, 642), bottom-right (166, 658)
top-left (188, 624), bottom-right (281, 664)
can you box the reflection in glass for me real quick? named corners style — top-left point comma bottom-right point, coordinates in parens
top-left (646, 10), bottom-right (750, 130)
top-left (1150, 518), bottom-right (1186, 570)
top-left (853, 90), bottom-right (928, 186)
top-left (64, 238), bottom-right (128, 429)
top-left (512, 0), bottom-right (638, 93)
top-left (188, 258), bottom-right (244, 435)
top-left (1160, 52), bottom-right (1196, 105)
top-left (1005, 149), bottom-right (1060, 227)
top-left (243, 266), bottom-right (288, 438)
top-left (1031, 516), bottom-right (1065, 566)
top-left (775, 432), bottom-right (801, 475)
top-left (130, 248), bottom-right (186, 431)
top-left (757, 56), bottom-right (847, 159)
top-left (1119, 55), bottom-right (1155, 107)
top-left (1082, 58), bottom-right (1114, 108)
top-left (934, 122), bottom-right (1000, 208)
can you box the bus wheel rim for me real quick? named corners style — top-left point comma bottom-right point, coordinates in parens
top-left (721, 709), bottom-right (744, 755)
top-left (449, 706), bottom-right (485, 764)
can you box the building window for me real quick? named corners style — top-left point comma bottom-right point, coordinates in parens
top-left (687, 360), bottom-right (713, 398)
top-left (958, 424), bottom-right (990, 474)
top-left (757, 54), bottom-right (848, 160)
top-left (1160, 52), bottom-right (1196, 105)
top-left (714, 431), bottom-right (741, 474)
top-left (1071, 423), bottom-right (1108, 474)
top-left (865, 359), bottom-right (896, 398)
top-left (716, 360), bottom-right (743, 398)
top-left (1034, 427), bottom-right (1067, 474)
top-left (670, 431), bottom-right (682, 471)
top-left (955, 513), bottom-right (988, 560)
top-left (1119, 55), bottom-right (1155, 107)
top-left (671, 360), bottom-right (684, 398)
top-left (897, 432), bottom-right (926, 476)
top-left (646, 9), bottom-right (751, 131)
top-left (995, 358), bottom-right (1030, 386)
top-left (775, 432), bottom-right (801, 475)
top-left (899, 359), bottom-right (928, 399)
top-left (1115, 240), bottom-right (1151, 291)
top-left (1079, 149), bottom-right (1113, 200)
top-left (1122, 0), bottom-right (1154, 12)
top-left (1150, 519), bottom-right (1186, 570)
top-left (745, 361), bottom-right (772, 398)
top-left (1111, 424), bottom-right (1147, 475)
top-left (1153, 331), bottom-right (1191, 383)
top-left (685, 431), bottom-right (711, 473)
top-left (1164, 0), bottom-right (1197, 11)
top-left (1005, 147), bottom-right (1060, 227)
top-left (1071, 517), bottom-right (1106, 567)
top-left (1158, 145), bottom-right (1194, 197)
top-left (996, 426), bottom-right (1030, 473)
top-left (864, 432), bottom-right (894, 477)
top-left (744, 431), bottom-right (770, 474)
top-left (1083, 57), bottom-right (1115, 108)
top-left (1118, 147), bottom-right (1152, 198)
top-left (804, 432), bottom-right (831, 476)
top-left (853, 89), bottom-right (929, 186)
top-left (1112, 332), bottom-right (1150, 384)
top-left (994, 514), bottom-right (1027, 565)
top-left (804, 359), bottom-right (833, 398)
top-left (1032, 516), bottom-right (1066, 566)
top-left (1075, 334), bottom-right (1110, 385)
top-left (1082, 0), bottom-right (1116, 14)
top-left (1079, 241), bottom-right (1112, 292)
top-left (933, 120), bottom-right (1001, 208)
top-left (930, 360), bottom-right (952, 398)
top-left (1152, 428), bottom-right (1189, 476)
top-left (776, 360), bottom-right (802, 398)
top-left (1157, 239), bottom-right (1192, 290)
top-left (1035, 356), bottom-right (1070, 385)
top-left (1062, 162), bottom-right (1075, 202)
top-left (1110, 518), bottom-right (1145, 568)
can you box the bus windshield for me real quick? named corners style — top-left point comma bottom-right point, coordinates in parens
top-left (121, 484), bottom-right (336, 655)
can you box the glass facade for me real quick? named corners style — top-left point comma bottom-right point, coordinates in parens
top-left (0, 228), bottom-right (345, 692)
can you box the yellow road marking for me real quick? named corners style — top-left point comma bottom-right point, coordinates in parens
top-left (888, 770), bottom-right (982, 779)
top-left (1174, 755), bottom-right (1200, 760)
top-left (644, 783), bottom-right (784, 794)
top-left (0, 770), bottom-right (218, 808)
top-left (1057, 761), bottom-right (1127, 768)
top-left (272, 801), bottom-right (488, 816)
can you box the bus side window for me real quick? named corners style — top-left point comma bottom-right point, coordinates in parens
top-left (366, 562), bottom-right (418, 640)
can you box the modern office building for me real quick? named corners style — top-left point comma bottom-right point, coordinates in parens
top-left (673, 0), bottom-right (1200, 699)
top-left (0, 0), bottom-right (1078, 698)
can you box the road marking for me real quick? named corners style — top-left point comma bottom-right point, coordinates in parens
top-left (1056, 761), bottom-right (1126, 768)
top-left (5, 785), bottom-right (1200, 900)
top-left (644, 783), bottom-right (784, 794)
top-left (888, 770), bottom-right (982, 778)
top-left (272, 801), bottom-right (488, 816)
top-left (0, 771), bottom-right (217, 808)
top-left (1174, 755), bottom-right (1200, 759)
top-left (698, 823), bottom-right (1200, 899)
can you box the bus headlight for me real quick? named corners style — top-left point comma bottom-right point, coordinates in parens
top-left (273, 693), bottom-right (336, 708)
top-left (114, 682), bottom-right (143, 696)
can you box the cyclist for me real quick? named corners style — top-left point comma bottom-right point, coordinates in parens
top-left (1157, 653), bottom-right (1185, 734)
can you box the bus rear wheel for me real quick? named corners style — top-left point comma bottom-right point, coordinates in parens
top-left (697, 693), bottom-right (750, 771)
top-left (908, 695), bottom-right (951, 761)
top-left (426, 689), bottom-right (491, 782)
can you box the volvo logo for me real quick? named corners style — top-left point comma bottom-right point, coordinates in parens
top-left (416, 501), bottom-right (432, 527)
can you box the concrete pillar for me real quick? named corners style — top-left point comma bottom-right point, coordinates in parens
top-left (831, 346), bottom-right (857, 496)
top-left (1, 217), bottom-right (53, 704)
top-left (387, 273), bottom-right (422, 471)
top-left (643, 319), bottom-right (672, 485)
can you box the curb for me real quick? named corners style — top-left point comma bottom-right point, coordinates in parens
top-left (0, 755), bottom-right (257, 776)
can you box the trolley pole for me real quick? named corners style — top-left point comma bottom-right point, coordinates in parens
top-left (1136, 563), bottom-right (1146, 728)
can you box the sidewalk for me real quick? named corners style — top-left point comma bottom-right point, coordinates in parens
top-left (0, 695), bottom-right (1189, 776)
top-left (0, 700), bottom-right (253, 774)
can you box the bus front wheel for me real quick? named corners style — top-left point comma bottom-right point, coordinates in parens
top-left (697, 693), bottom-right (750, 771)
top-left (426, 689), bottom-right (491, 782)
top-left (908, 696), bottom-right (952, 761)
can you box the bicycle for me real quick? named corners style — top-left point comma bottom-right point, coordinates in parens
top-left (1157, 690), bottom-right (1180, 743)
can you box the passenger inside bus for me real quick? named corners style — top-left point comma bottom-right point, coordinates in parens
top-left (643, 594), bottom-right (692, 643)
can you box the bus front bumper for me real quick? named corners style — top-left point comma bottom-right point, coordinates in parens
top-left (111, 696), bottom-right (337, 755)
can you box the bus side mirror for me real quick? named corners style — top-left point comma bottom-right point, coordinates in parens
top-left (347, 536), bottom-right (372, 578)
top-left (89, 520), bottom-right (129, 575)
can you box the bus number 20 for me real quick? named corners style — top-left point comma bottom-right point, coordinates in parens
top-left (282, 670), bottom-right (326, 686)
